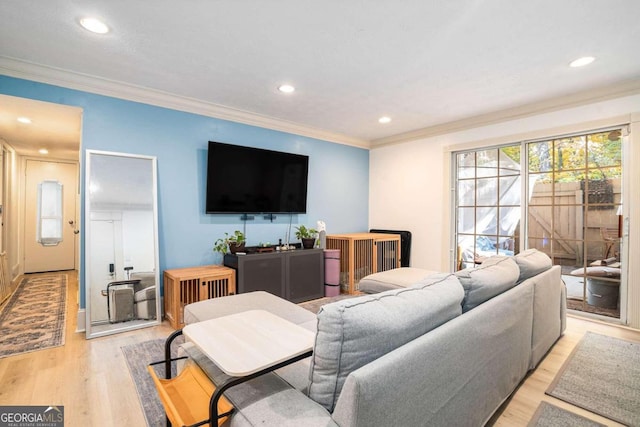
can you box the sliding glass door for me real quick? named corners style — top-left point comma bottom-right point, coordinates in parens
top-left (455, 145), bottom-right (521, 270)
top-left (453, 128), bottom-right (624, 320)
top-left (527, 130), bottom-right (622, 318)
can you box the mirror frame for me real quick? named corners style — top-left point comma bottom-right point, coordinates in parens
top-left (84, 149), bottom-right (161, 338)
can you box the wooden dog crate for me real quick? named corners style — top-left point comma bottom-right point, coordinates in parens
top-left (164, 265), bottom-right (236, 329)
top-left (326, 233), bottom-right (401, 294)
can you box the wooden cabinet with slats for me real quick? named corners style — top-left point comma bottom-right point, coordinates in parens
top-left (326, 233), bottom-right (401, 294)
top-left (163, 265), bottom-right (236, 329)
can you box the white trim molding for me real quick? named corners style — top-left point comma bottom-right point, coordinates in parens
top-left (76, 308), bottom-right (86, 333)
top-left (4, 56), bottom-right (640, 153)
top-left (372, 79), bottom-right (640, 148)
top-left (0, 56), bottom-right (370, 149)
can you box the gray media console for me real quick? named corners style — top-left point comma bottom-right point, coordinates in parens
top-left (224, 248), bottom-right (325, 303)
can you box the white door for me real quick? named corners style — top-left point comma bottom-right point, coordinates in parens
top-left (24, 160), bottom-right (78, 272)
top-left (89, 219), bottom-right (117, 323)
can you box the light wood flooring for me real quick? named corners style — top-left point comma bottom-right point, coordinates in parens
top-left (0, 271), bottom-right (638, 426)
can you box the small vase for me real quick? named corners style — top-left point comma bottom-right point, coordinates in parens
top-left (229, 242), bottom-right (246, 254)
top-left (301, 238), bottom-right (315, 249)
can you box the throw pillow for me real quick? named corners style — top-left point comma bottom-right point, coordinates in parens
top-left (455, 256), bottom-right (520, 312)
top-left (514, 249), bottom-right (552, 282)
top-left (307, 273), bottom-right (464, 412)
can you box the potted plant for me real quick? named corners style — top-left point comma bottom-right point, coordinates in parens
top-left (213, 230), bottom-right (246, 254)
top-left (295, 225), bottom-right (318, 249)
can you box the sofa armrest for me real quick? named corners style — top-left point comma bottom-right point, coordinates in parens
top-left (529, 265), bottom-right (564, 368)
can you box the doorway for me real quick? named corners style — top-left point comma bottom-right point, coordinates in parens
top-left (0, 94), bottom-right (81, 332)
top-left (24, 159), bottom-right (78, 272)
top-left (453, 127), bottom-right (626, 321)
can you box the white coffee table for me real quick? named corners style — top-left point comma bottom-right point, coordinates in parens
top-left (182, 309), bottom-right (315, 376)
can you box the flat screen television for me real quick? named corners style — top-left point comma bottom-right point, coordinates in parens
top-left (206, 141), bottom-right (309, 214)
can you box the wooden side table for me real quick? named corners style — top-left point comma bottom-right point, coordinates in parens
top-left (164, 265), bottom-right (236, 329)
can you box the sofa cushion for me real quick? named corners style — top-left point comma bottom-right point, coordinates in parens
top-left (358, 267), bottom-right (437, 293)
top-left (455, 256), bottom-right (520, 312)
top-left (307, 273), bottom-right (464, 412)
top-left (570, 266), bottom-right (621, 278)
top-left (134, 286), bottom-right (155, 302)
top-left (514, 249), bottom-right (552, 282)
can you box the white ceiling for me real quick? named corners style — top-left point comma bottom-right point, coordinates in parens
top-left (0, 94), bottom-right (81, 160)
top-left (1, 0), bottom-right (640, 152)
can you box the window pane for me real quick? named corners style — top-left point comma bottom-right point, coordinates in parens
top-left (528, 141), bottom-right (553, 173)
top-left (499, 176), bottom-right (520, 205)
top-left (476, 178), bottom-right (497, 206)
top-left (37, 180), bottom-right (63, 245)
top-left (528, 206), bottom-right (552, 239)
top-left (554, 136), bottom-right (585, 172)
top-left (40, 182), bottom-right (62, 216)
top-left (457, 152), bottom-right (475, 178)
top-left (457, 207), bottom-right (475, 234)
top-left (552, 205), bottom-right (582, 242)
top-left (587, 131), bottom-right (622, 168)
top-left (458, 179), bottom-right (475, 206)
top-left (454, 143), bottom-right (520, 271)
top-left (41, 218), bottom-right (62, 239)
top-left (496, 235), bottom-right (516, 255)
top-left (499, 146), bottom-right (520, 176)
top-left (475, 235), bottom-right (498, 257)
top-left (529, 173), bottom-right (552, 205)
top-left (527, 237), bottom-right (551, 255)
top-left (583, 178), bottom-right (615, 208)
top-left (456, 153), bottom-right (476, 179)
top-left (499, 205), bottom-right (520, 236)
top-left (457, 234), bottom-right (475, 270)
top-left (477, 149), bottom-right (498, 177)
top-left (476, 207), bottom-right (497, 235)
top-left (553, 238), bottom-right (582, 265)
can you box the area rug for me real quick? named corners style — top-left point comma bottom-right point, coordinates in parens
top-left (122, 336), bottom-right (182, 427)
top-left (0, 274), bottom-right (67, 358)
top-left (528, 402), bottom-right (606, 427)
top-left (546, 332), bottom-right (640, 426)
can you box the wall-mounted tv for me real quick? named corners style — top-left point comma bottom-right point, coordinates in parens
top-left (206, 141), bottom-right (309, 214)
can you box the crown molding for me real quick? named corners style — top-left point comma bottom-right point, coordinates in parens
top-left (371, 78), bottom-right (640, 148)
top-left (0, 56), bottom-right (370, 149)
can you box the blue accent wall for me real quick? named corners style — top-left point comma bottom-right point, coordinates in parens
top-left (0, 75), bottom-right (369, 307)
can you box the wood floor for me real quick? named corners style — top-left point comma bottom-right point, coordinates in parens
top-left (0, 272), bottom-right (638, 426)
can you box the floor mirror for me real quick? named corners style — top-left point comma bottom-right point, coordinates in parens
top-left (85, 150), bottom-right (160, 338)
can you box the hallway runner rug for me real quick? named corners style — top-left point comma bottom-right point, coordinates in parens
top-left (545, 331), bottom-right (640, 426)
top-left (0, 274), bottom-right (67, 358)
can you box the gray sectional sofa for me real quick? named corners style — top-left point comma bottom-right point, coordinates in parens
top-left (178, 249), bottom-right (566, 426)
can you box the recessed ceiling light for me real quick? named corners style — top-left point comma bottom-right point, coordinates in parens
top-left (569, 56), bottom-right (595, 68)
top-left (378, 116), bottom-right (392, 124)
top-left (80, 17), bottom-right (110, 34)
top-left (39, 148), bottom-right (49, 155)
top-left (17, 117), bottom-right (32, 124)
top-left (278, 84), bottom-right (295, 93)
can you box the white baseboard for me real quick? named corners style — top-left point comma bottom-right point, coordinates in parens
top-left (76, 308), bottom-right (86, 333)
